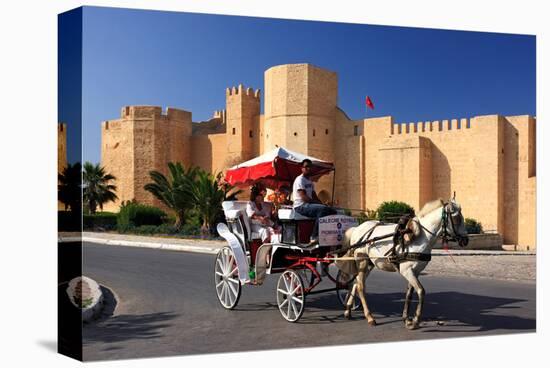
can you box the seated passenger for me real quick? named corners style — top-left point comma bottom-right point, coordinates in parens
top-left (247, 186), bottom-right (280, 243)
top-left (292, 159), bottom-right (337, 245)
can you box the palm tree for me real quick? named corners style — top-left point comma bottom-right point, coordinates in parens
top-left (58, 162), bottom-right (82, 212)
top-left (190, 171), bottom-right (242, 234)
top-left (144, 162), bottom-right (198, 231)
top-left (82, 162), bottom-right (118, 214)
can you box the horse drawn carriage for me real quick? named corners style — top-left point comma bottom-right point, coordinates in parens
top-left (214, 147), bottom-right (470, 327)
top-left (214, 147), bottom-right (358, 322)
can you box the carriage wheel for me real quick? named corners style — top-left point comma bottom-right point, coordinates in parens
top-left (336, 270), bottom-right (360, 311)
top-left (276, 270), bottom-right (305, 322)
top-left (214, 246), bottom-right (242, 310)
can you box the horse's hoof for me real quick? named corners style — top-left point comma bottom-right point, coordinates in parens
top-left (344, 311), bottom-right (351, 320)
top-left (405, 320), bottom-right (419, 330)
top-left (368, 319), bottom-right (377, 326)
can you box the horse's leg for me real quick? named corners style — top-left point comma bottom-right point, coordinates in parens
top-left (402, 283), bottom-right (414, 322)
top-left (344, 282), bottom-right (358, 320)
top-left (401, 266), bottom-right (425, 330)
top-left (356, 262), bottom-right (376, 326)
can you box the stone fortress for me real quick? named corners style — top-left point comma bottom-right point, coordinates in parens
top-left (99, 63), bottom-right (536, 249)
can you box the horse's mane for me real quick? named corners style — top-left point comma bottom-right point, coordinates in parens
top-left (417, 199), bottom-right (444, 218)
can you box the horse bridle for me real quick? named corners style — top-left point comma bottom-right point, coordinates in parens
top-left (411, 202), bottom-right (467, 246)
top-left (440, 202), bottom-right (468, 246)
top-left (347, 202), bottom-right (467, 251)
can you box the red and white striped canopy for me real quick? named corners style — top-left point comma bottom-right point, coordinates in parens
top-left (224, 147), bottom-right (334, 189)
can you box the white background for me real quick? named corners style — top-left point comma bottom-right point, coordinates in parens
top-left (0, 0), bottom-right (547, 367)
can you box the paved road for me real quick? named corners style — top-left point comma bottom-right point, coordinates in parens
top-left (82, 242), bottom-right (536, 361)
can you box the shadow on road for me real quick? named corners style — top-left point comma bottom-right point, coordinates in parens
top-left (242, 290), bottom-right (536, 331)
top-left (83, 311), bottom-right (179, 344)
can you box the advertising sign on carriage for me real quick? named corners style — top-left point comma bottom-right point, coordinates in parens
top-left (318, 215), bottom-right (358, 246)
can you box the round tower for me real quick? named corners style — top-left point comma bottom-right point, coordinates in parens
top-left (263, 63), bottom-right (337, 162)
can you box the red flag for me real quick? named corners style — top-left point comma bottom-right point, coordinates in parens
top-left (365, 96), bottom-right (375, 110)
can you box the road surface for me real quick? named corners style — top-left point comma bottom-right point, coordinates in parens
top-left (82, 242), bottom-right (536, 361)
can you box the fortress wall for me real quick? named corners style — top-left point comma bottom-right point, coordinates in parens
top-left (266, 115), bottom-right (311, 154)
top-left (122, 105), bottom-right (162, 119)
top-left (99, 64), bottom-right (535, 249)
top-left (132, 117), bottom-right (157, 207)
top-left (153, 108), bottom-right (192, 174)
top-left (363, 116), bottom-right (394, 212)
top-left (101, 119), bottom-right (134, 212)
top-left (334, 135), bottom-right (365, 209)
top-left (307, 65), bottom-right (338, 117)
top-left (254, 115), bottom-right (265, 156)
top-left (520, 117), bottom-right (536, 249)
top-left (381, 115), bottom-right (504, 233)
top-left (332, 109), bottom-right (359, 208)
top-left (191, 133), bottom-right (228, 174)
top-left (376, 136), bottom-right (432, 211)
top-left (102, 106), bottom-right (192, 212)
top-left (503, 115), bottom-right (536, 249)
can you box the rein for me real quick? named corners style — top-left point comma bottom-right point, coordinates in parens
top-left (342, 203), bottom-right (461, 265)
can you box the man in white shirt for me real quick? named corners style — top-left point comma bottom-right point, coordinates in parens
top-left (292, 159), bottom-right (336, 245)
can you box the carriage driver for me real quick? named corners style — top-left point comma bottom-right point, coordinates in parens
top-left (293, 159), bottom-right (337, 245)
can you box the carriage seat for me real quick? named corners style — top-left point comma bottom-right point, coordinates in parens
top-left (221, 201), bottom-right (262, 241)
top-left (277, 207), bottom-right (313, 221)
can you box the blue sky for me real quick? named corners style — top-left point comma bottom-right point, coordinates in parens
top-left (65, 6), bottom-right (535, 164)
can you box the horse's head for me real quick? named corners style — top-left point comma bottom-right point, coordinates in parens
top-left (443, 199), bottom-right (469, 247)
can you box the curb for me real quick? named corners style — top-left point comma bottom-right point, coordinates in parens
top-left (81, 236), bottom-right (222, 255)
top-left (77, 235), bottom-right (536, 257)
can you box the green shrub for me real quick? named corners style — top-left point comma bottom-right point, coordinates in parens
top-left (355, 209), bottom-right (377, 224)
top-left (376, 201), bottom-right (415, 223)
top-left (180, 223), bottom-right (202, 236)
top-left (465, 218), bottom-right (483, 234)
top-left (117, 201), bottom-right (167, 229)
top-left (83, 212), bottom-right (117, 230)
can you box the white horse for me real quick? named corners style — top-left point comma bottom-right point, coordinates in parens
top-left (335, 198), bottom-right (469, 330)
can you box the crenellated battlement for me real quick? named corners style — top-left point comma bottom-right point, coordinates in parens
top-left (118, 105), bottom-right (191, 122)
top-left (391, 117), bottom-right (475, 135)
top-left (213, 109), bottom-right (227, 123)
top-left (225, 84), bottom-right (261, 99)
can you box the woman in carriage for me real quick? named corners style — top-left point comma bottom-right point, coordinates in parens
top-left (246, 184), bottom-right (280, 243)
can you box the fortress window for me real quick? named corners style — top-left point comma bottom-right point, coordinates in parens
top-left (354, 125), bottom-right (358, 136)
top-left (293, 132), bottom-right (298, 136)
top-left (232, 127), bottom-right (236, 135)
top-left (313, 129), bottom-right (316, 137)
top-left (125, 106), bottom-right (130, 116)
top-left (249, 130), bottom-right (253, 138)
top-left (325, 129), bottom-right (329, 135)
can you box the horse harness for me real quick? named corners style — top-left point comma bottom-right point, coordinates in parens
top-left (345, 205), bottom-right (459, 266)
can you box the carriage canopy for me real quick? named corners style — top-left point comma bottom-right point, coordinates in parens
top-left (224, 147), bottom-right (334, 189)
